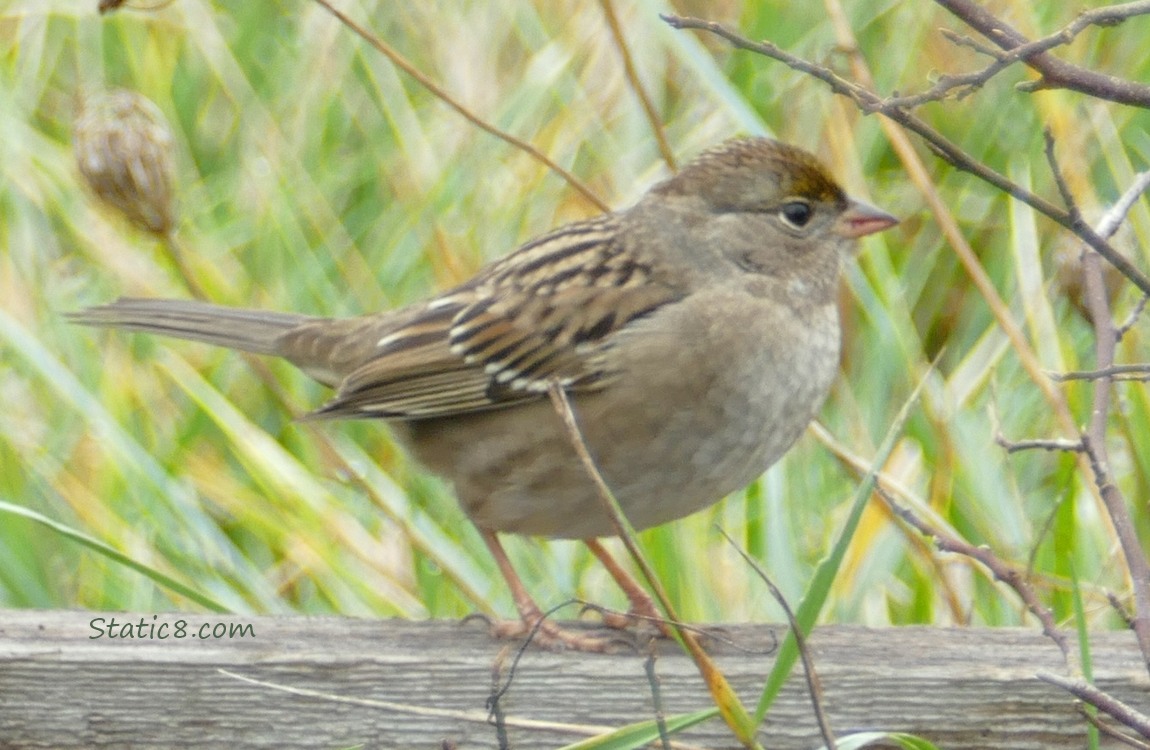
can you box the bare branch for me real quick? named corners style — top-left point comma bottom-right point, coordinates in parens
top-left (1068, 161), bottom-right (1150, 677)
top-left (933, 0), bottom-right (1150, 108)
top-left (1109, 592), bottom-right (1138, 631)
top-left (916, 125), bottom-right (1150, 296)
top-left (877, 486), bottom-right (1072, 663)
top-left (488, 646), bottom-right (511, 750)
top-left (1091, 170), bottom-right (1150, 341)
top-left (891, 4), bottom-right (1150, 109)
top-left (1050, 364), bottom-right (1150, 382)
top-left (1042, 129), bottom-right (1083, 225)
top-left (644, 645), bottom-right (673, 750)
top-left (1097, 170), bottom-right (1150, 238)
top-left (1118, 295), bottom-right (1149, 340)
top-left (660, 15), bottom-right (1150, 297)
top-left (670, 3), bottom-right (1150, 684)
top-left (661, 15), bottom-right (875, 107)
top-left (994, 434), bottom-right (1084, 454)
top-left (1082, 709), bottom-right (1150, 750)
top-left (1038, 671), bottom-right (1150, 739)
top-left (1082, 433), bottom-right (1150, 676)
top-left (938, 27), bottom-right (1007, 61)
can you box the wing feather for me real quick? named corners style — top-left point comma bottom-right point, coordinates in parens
top-left (308, 214), bottom-right (684, 420)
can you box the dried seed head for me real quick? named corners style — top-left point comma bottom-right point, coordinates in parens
top-left (74, 88), bottom-right (176, 236)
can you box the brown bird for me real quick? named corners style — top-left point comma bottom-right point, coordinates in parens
top-left (71, 137), bottom-right (897, 650)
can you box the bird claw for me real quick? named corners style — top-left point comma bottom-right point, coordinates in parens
top-left (577, 601), bottom-right (673, 641)
top-left (461, 610), bottom-right (639, 653)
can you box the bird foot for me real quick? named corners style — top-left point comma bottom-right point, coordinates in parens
top-left (584, 603), bottom-right (671, 639)
top-left (463, 612), bottom-right (637, 653)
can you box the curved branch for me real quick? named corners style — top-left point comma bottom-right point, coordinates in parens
top-left (933, 0), bottom-right (1150, 108)
top-left (660, 14), bottom-right (1150, 297)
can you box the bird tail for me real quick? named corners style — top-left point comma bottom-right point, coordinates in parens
top-left (67, 297), bottom-right (315, 355)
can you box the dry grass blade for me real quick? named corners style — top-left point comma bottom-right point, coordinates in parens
top-left (547, 384), bottom-right (761, 749)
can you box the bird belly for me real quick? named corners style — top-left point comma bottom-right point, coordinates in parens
top-left (403, 295), bottom-right (840, 539)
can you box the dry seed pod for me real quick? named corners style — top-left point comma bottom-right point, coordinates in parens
top-left (74, 88), bottom-right (176, 236)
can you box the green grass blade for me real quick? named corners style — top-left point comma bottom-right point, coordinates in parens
top-left (0, 498), bottom-right (230, 613)
top-left (755, 370), bottom-right (930, 721)
top-left (1070, 561), bottom-right (1099, 750)
top-left (556, 708), bottom-right (717, 750)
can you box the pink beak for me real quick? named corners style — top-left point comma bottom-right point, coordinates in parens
top-left (835, 199), bottom-right (898, 239)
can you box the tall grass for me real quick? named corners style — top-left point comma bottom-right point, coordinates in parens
top-left (1, 0), bottom-right (1147, 633)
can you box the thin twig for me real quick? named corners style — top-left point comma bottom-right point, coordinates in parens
top-left (876, 485), bottom-right (1071, 663)
top-left (820, 0), bottom-right (1086, 460)
top-left (1118, 295), bottom-right (1149, 340)
top-left (994, 434), bottom-right (1084, 454)
top-left (913, 122), bottom-right (1150, 296)
top-left (310, 0), bottom-right (609, 212)
top-left (1096, 171), bottom-right (1150, 239)
top-left (938, 28), bottom-right (1007, 61)
top-left (932, 0), bottom-right (1150, 108)
top-left (718, 528), bottom-right (837, 750)
top-left (887, 2), bottom-right (1150, 108)
top-left (661, 13), bottom-right (1150, 297)
top-left (1082, 433), bottom-right (1150, 676)
top-left (810, 421), bottom-right (969, 623)
top-left (1038, 671), bottom-right (1150, 739)
top-left (893, 9), bottom-right (1144, 108)
top-left (1027, 499), bottom-right (1066, 596)
top-left (546, 386), bottom-right (672, 612)
top-left (1050, 364), bottom-right (1150, 382)
top-left (1108, 591), bottom-right (1138, 630)
top-left (1082, 706), bottom-right (1150, 750)
top-left (578, 602), bottom-right (775, 654)
top-left (488, 646), bottom-right (511, 750)
top-left (485, 598), bottom-right (592, 711)
top-left (598, 0), bottom-right (676, 171)
top-left (1101, 171), bottom-right (1150, 342)
top-left (644, 644), bottom-right (673, 750)
top-left (1042, 129), bottom-right (1082, 226)
top-left (1067, 162), bottom-right (1150, 677)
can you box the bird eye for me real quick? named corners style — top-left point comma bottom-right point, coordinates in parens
top-left (779, 200), bottom-right (813, 229)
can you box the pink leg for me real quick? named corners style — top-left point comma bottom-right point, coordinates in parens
top-left (479, 529), bottom-right (621, 651)
top-left (584, 538), bottom-right (667, 634)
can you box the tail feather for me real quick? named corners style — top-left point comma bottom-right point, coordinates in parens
top-left (67, 297), bottom-right (315, 356)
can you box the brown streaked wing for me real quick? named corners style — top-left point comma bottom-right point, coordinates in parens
top-left (301, 298), bottom-right (494, 419)
top-left (309, 214), bottom-right (684, 420)
top-left (448, 214), bottom-right (683, 395)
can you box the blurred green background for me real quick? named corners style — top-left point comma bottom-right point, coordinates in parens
top-left (2, 0), bottom-right (1148, 630)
